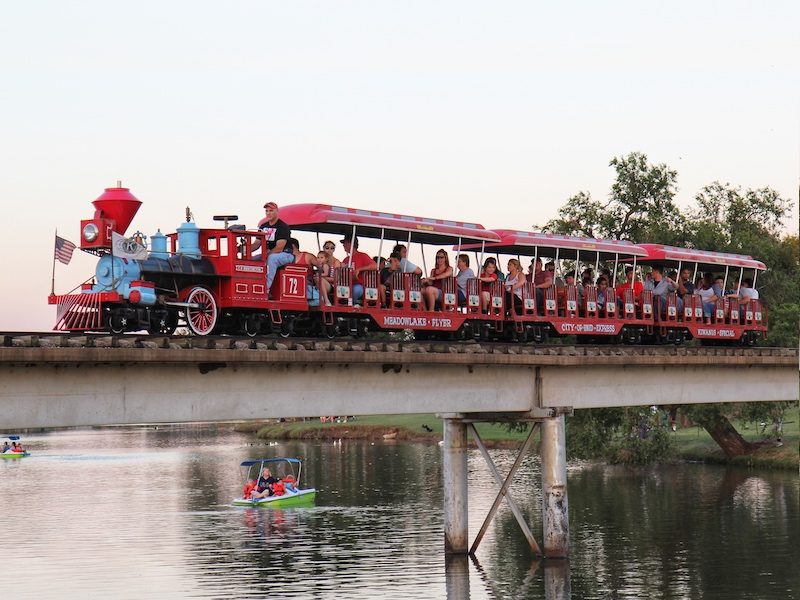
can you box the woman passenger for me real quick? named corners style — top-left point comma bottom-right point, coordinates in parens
top-left (596, 276), bottom-right (609, 310)
top-left (479, 258), bottom-right (499, 313)
top-left (290, 238), bottom-right (319, 268)
top-left (322, 240), bottom-right (342, 268)
top-left (694, 273), bottom-right (718, 322)
top-left (504, 259), bottom-right (525, 314)
top-left (421, 250), bottom-right (453, 311)
top-left (316, 251), bottom-right (334, 306)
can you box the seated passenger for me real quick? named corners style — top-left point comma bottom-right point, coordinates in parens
top-left (504, 259), bottom-right (526, 313)
top-left (532, 258), bottom-right (553, 311)
top-left (242, 479), bottom-right (257, 499)
top-left (616, 267), bottom-right (643, 306)
top-left (341, 237), bottom-right (378, 304)
top-left (392, 244), bottom-right (423, 276)
top-left (694, 273), bottom-right (718, 321)
top-left (256, 202), bottom-right (294, 295)
top-left (379, 251), bottom-right (403, 306)
top-left (677, 267), bottom-right (695, 298)
top-left (712, 275), bottom-right (726, 299)
top-left (549, 262), bottom-right (565, 287)
top-left (373, 256), bottom-right (387, 270)
top-left (289, 238), bottom-right (319, 268)
top-left (1, 441), bottom-right (10, 453)
top-left (271, 480), bottom-right (286, 496)
top-left (564, 270), bottom-right (584, 298)
top-left (316, 251), bottom-right (334, 306)
top-left (455, 254), bottom-right (475, 307)
top-left (322, 240), bottom-right (342, 268)
top-left (643, 264), bottom-right (678, 316)
top-left (479, 258), bottom-right (499, 313)
top-left (546, 262), bottom-right (557, 277)
top-left (728, 278), bottom-right (759, 302)
top-left (421, 250), bottom-right (453, 311)
top-left (251, 467), bottom-right (279, 500)
top-left (596, 276), bottom-right (609, 310)
top-left (581, 268), bottom-right (594, 287)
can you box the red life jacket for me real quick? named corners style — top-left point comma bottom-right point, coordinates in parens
top-left (243, 480), bottom-right (257, 499)
top-left (272, 481), bottom-right (285, 496)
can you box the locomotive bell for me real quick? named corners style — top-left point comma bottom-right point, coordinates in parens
top-left (80, 182), bottom-right (142, 250)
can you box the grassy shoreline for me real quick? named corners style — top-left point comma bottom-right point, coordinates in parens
top-left (242, 408), bottom-right (799, 470)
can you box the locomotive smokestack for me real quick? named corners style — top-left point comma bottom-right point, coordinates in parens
top-left (92, 184), bottom-right (142, 235)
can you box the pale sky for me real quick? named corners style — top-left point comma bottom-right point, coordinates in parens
top-left (1, 0), bottom-right (797, 331)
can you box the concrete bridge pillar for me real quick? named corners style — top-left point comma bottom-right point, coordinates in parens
top-left (541, 414), bottom-right (569, 558)
top-left (443, 417), bottom-right (468, 554)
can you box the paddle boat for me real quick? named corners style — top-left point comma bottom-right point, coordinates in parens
top-left (232, 457), bottom-right (316, 507)
top-left (0, 435), bottom-right (30, 459)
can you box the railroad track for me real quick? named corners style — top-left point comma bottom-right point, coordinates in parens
top-left (2, 331), bottom-right (796, 359)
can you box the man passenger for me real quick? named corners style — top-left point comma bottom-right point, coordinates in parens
top-left (455, 254), bottom-right (475, 306)
top-left (379, 251), bottom-right (403, 306)
top-left (616, 266), bottom-right (643, 304)
top-left (391, 244), bottom-right (423, 276)
top-left (532, 258), bottom-right (553, 310)
top-left (643, 265), bottom-right (678, 315)
top-left (730, 278), bottom-right (759, 301)
top-left (342, 237), bottom-right (378, 303)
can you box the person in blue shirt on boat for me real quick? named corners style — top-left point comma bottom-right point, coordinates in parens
top-left (251, 467), bottom-right (279, 499)
top-left (1, 441), bottom-right (10, 453)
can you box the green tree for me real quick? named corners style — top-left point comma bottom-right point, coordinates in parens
top-left (687, 183), bottom-right (799, 348)
top-left (549, 156), bottom-right (798, 461)
top-left (543, 151), bottom-right (687, 245)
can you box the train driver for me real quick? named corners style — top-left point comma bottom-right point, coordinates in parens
top-left (253, 202), bottom-right (293, 294)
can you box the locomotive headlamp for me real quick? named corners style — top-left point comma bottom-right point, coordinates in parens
top-left (83, 223), bottom-right (99, 242)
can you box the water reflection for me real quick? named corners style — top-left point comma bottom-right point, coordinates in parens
top-left (0, 426), bottom-right (797, 599)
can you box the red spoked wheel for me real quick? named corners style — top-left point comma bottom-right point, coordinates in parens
top-left (185, 287), bottom-right (218, 336)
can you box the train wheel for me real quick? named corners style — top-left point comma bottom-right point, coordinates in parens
top-left (243, 315), bottom-right (261, 338)
top-left (279, 319), bottom-right (294, 338)
top-left (109, 314), bottom-right (127, 334)
top-left (149, 312), bottom-right (177, 335)
top-left (185, 287), bottom-right (218, 335)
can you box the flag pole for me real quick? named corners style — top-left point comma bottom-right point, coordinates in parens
top-left (51, 229), bottom-right (57, 296)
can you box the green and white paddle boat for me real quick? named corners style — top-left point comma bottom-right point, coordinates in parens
top-left (1, 435), bottom-right (30, 459)
top-left (232, 457), bottom-right (316, 508)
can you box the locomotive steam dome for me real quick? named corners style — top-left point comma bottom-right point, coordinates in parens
top-left (92, 185), bottom-right (141, 235)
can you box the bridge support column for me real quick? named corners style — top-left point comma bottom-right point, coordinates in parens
top-left (443, 417), bottom-right (468, 554)
top-left (541, 414), bottom-right (569, 558)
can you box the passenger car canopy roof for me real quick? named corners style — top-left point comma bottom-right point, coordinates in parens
top-left (271, 203), bottom-right (500, 245)
top-left (459, 230), bottom-right (647, 259)
top-left (639, 244), bottom-right (766, 270)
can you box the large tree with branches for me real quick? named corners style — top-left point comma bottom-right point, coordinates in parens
top-left (547, 152), bottom-right (798, 460)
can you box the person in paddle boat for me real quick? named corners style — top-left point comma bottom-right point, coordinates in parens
top-left (1, 440), bottom-right (10, 453)
top-left (251, 467), bottom-right (279, 499)
top-left (12, 442), bottom-right (24, 453)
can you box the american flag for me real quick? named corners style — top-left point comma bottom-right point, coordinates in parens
top-left (54, 235), bottom-right (77, 265)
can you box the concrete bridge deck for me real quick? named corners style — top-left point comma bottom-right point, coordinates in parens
top-left (1, 334), bottom-right (796, 429)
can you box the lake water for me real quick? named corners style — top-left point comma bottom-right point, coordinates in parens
top-left (1, 425), bottom-right (797, 599)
